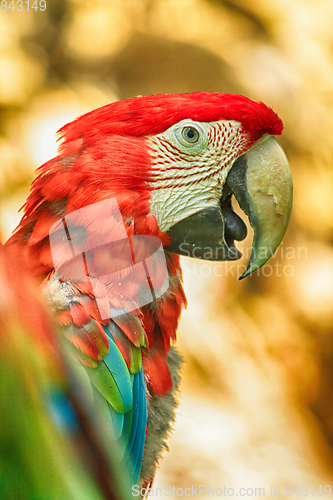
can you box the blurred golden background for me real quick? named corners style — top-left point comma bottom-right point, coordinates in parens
top-left (1, 0), bottom-right (333, 496)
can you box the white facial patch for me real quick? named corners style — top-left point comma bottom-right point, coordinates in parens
top-left (147, 119), bottom-right (248, 232)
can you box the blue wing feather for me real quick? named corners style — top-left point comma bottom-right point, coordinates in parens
top-left (96, 324), bottom-right (147, 484)
top-left (131, 369), bottom-right (147, 484)
top-left (122, 369), bottom-right (147, 485)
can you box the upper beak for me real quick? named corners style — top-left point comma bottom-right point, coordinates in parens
top-left (166, 136), bottom-right (293, 279)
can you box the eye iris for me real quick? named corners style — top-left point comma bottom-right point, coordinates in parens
top-left (182, 126), bottom-right (199, 143)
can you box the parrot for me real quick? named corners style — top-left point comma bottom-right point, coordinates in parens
top-left (0, 242), bottom-right (131, 500)
top-left (5, 92), bottom-right (293, 493)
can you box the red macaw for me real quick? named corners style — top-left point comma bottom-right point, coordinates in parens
top-left (5, 92), bottom-right (293, 492)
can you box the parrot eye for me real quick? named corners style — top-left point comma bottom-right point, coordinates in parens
top-left (181, 126), bottom-right (200, 144)
top-left (169, 120), bottom-right (207, 150)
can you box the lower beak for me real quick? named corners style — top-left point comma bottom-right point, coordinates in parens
top-left (166, 136), bottom-right (293, 279)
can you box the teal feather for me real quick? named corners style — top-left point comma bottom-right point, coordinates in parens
top-left (122, 369), bottom-right (147, 485)
top-left (84, 330), bottom-right (133, 413)
top-left (107, 320), bottom-right (142, 373)
top-left (74, 315), bottom-right (147, 484)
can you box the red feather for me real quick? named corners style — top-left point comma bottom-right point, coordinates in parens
top-left (143, 350), bottom-right (173, 395)
top-left (111, 311), bottom-right (147, 348)
top-left (58, 93), bottom-right (283, 146)
top-left (56, 309), bottom-right (72, 326)
top-left (62, 318), bottom-right (109, 363)
top-left (28, 208), bottom-right (60, 245)
top-left (70, 302), bottom-right (92, 327)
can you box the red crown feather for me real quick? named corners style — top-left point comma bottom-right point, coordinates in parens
top-left (58, 93), bottom-right (283, 149)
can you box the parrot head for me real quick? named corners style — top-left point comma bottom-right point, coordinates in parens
top-left (12, 92), bottom-right (292, 279)
top-left (141, 94), bottom-right (293, 278)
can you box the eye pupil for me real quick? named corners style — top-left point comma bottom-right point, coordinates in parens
top-left (182, 126), bottom-right (199, 143)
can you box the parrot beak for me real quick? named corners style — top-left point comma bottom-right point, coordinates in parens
top-left (166, 136), bottom-right (293, 279)
top-left (227, 136), bottom-right (293, 278)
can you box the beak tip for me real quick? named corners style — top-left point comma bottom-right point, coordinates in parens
top-left (238, 265), bottom-right (252, 280)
